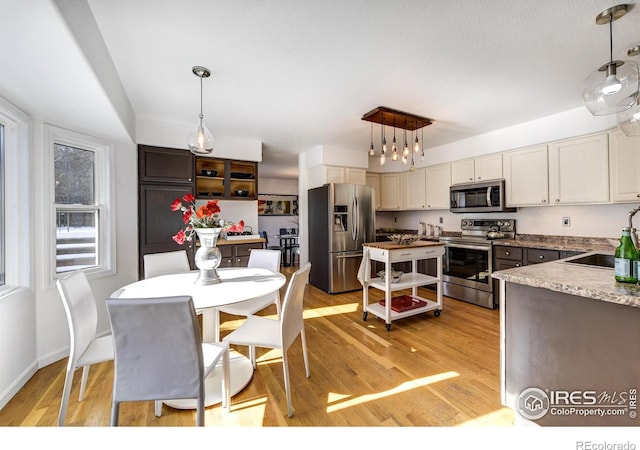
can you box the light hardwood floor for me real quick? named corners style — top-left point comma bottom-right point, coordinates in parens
top-left (0, 265), bottom-right (514, 427)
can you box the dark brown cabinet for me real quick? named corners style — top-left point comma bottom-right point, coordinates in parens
top-left (139, 145), bottom-right (194, 184)
top-left (525, 248), bottom-right (560, 265)
top-left (138, 145), bottom-right (260, 278)
top-left (218, 242), bottom-right (264, 268)
top-left (138, 145), bottom-right (195, 278)
top-left (195, 157), bottom-right (258, 200)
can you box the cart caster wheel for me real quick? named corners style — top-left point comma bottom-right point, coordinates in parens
top-left (434, 310), bottom-right (441, 317)
top-left (363, 311), bottom-right (368, 321)
top-left (386, 323), bottom-right (391, 331)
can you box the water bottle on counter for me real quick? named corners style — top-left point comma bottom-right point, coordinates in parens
top-left (614, 227), bottom-right (638, 283)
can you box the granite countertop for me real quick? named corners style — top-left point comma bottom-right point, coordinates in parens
top-left (217, 237), bottom-right (265, 246)
top-left (492, 250), bottom-right (640, 309)
top-left (363, 240), bottom-right (444, 250)
top-left (492, 234), bottom-right (615, 253)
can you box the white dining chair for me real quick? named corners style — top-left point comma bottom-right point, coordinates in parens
top-left (223, 262), bottom-right (311, 417)
top-left (106, 295), bottom-right (230, 426)
top-left (56, 271), bottom-right (115, 426)
top-left (143, 250), bottom-right (191, 279)
top-left (214, 249), bottom-right (282, 342)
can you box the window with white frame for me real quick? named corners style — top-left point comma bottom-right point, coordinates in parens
top-left (49, 126), bottom-right (114, 276)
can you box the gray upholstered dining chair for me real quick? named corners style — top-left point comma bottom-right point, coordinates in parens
top-left (56, 270), bottom-right (115, 426)
top-left (223, 262), bottom-right (311, 417)
top-left (214, 249), bottom-right (282, 341)
top-left (106, 295), bottom-right (230, 426)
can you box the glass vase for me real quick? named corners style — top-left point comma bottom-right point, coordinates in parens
top-left (194, 227), bottom-right (223, 285)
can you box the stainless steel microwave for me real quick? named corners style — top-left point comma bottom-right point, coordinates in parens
top-left (449, 179), bottom-right (516, 213)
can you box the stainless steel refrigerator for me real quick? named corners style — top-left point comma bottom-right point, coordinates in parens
top-left (308, 183), bottom-right (375, 293)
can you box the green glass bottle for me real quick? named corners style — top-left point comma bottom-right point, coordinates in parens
top-left (614, 227), bottom-right (638, 283)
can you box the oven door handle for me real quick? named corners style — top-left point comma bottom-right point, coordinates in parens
top-left (445, 243), bottom-right (492, 251)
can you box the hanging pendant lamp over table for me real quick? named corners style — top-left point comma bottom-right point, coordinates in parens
top-left (187, 65), bottom-right (214, 155)
top-left (581, 4), bottom-right (639, 117)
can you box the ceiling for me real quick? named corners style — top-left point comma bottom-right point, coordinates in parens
top-left (2, 0), bottom-right (640, 179)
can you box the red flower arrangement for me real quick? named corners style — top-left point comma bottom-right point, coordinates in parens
top-left (171, 193), bottom-right (244, 244)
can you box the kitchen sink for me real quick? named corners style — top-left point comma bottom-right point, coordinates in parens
top-left (562, 253), bottom-right (615, 269)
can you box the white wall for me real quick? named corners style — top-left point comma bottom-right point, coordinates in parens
top-left (379, 203), bottom-right (634, 240)
top-left (32, 118), bottom-right (138, 369)
top-left (137, 116), bottom-right (263, 162)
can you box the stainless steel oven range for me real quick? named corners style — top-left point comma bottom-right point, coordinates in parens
top-left (439, 219), bottom-right (515, 309)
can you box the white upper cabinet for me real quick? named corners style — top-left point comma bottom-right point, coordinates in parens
top-left (425, 163), bottom-right (451, 209)
top-left (548, 133), bottom-right (609, 205)
top-left (475, 154), bottom-right (503, 181)
top-left (609, 128), bottom-right (640, 203)
top-left (380, 173), bottom-right (402, 210)
top-left (451, 159), bottom-right (475, 184)
top-left (307, 165), bottom-right (367, 188)
top-left (345, 168), bottom-right (366, 185)
top-left (401, 168), bottom-right (426, 210)
top-left (366, 173), bottom-right (381, 209)
top-left (325, 166), bottom-right (346, 183)
top-left (503, 144), bottom-right (549, 206)
top-left (451, 154), bottom-right (502, 184)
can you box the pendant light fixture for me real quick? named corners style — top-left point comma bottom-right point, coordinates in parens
top-left (617, 45), bottom-right (640, 136)
top-left (187, 66), bottom-right (214, 155)
top-left (380, 117), bottom-right (387, 165)
top-left (368, 122), bottom-right (375, 156)
top-left (402, 121), bottom-right (410, 163)
top-left (581, 4), bottom-right (639, 116)
top-left (362, 106), bottom-right (433, 170)
top-left (391, 122), bottom-right (399, 161)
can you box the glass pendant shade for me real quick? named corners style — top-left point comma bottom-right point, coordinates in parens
top-left (616, 95), bottom-right (640, 136)
top-left (582, 60), bottom-right (639, 115)
top-left (187, 116), bottom-right (214, 154)
top-left (188, 66), bottom-right (214, 155)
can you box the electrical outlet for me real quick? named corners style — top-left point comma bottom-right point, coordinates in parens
top-left (439, 216), bottom-right (443, 224)
top-left (562, 217), bottom-right (571, 227)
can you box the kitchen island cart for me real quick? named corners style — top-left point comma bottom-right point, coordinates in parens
top-left (362, 241), bottom-right (444, 330)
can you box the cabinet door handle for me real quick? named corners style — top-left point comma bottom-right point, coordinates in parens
top-left (555, 199), bottom-right (560, 203)
top-left (516, 263), bottom-right (520, 267)
top-left (188, 178), bottom-right (192, 182)
top-left (637, 193), bottom-right (640, 198)
top-left (539, 255), bottom-right (544, 259)
top-left (505, 251), bottom-right (510, 255)
top-left (542, 199), bottom-right (547, 203)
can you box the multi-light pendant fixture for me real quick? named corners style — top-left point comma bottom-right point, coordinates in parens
top-left (362, 106), bottom-right (433, 171)
top-left (581, 4), bottom-right (640, 136)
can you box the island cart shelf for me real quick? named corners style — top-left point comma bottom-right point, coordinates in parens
top-left (362, 241), bottom-right (444, 330)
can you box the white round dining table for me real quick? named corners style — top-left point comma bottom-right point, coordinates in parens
top-left (110, 267), bottom-right (286, 409)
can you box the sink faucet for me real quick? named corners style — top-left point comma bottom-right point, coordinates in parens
top-left (629, 205), bottom-right (640, 247)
